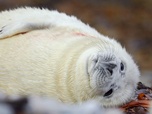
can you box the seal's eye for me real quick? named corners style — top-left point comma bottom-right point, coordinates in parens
top-left (120, 62), bottom-right (124, 71)
top-left (103, 89), bottom-right (113, 97)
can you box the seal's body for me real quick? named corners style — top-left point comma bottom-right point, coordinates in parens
top-left (0, 8), bottom-right (140, 107)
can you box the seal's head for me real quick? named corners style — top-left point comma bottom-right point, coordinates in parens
top-left (87, 45), bottom-right (140, 107)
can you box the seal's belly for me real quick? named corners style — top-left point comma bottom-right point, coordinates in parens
top-left (0, 31), bottom-right (56, 95)
top-left (0, 29), bottom-right (93, 103)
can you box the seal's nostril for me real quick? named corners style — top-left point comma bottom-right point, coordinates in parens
top-left (108, 63), bottom-right (116, 69)
top-left (106, 68), bottom-right (113, 75)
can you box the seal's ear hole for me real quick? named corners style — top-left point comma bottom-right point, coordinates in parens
top-left (94, 59), bottom-right (98, 63)
top-left (92, 55), bottom-right (99, 63)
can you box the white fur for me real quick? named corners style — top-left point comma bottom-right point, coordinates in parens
top-left (0, 7), bottom-right (101, 39)
top-left (0, 7), bottom-right (140, 107)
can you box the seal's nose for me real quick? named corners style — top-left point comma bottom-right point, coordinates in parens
top-left (105, 63), bottom-right (117, 75)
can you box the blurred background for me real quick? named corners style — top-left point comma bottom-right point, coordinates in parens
top-left (0, 0), bottom-right (152, 86)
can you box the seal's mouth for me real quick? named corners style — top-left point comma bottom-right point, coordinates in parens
top-left (103, 88), bottom-right (113, 98)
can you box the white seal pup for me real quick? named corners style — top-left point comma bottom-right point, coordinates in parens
top-left (0, 7), bottom-right (140, 107)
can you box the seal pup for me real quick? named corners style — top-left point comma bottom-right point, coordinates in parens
top-left (0, 7), bottom-right (140, 107)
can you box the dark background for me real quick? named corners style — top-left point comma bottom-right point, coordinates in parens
top-left (0, 0), bottom-right (152, 82)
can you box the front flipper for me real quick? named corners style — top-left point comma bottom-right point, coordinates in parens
top-left (0, 21), bottom-right (51, 39)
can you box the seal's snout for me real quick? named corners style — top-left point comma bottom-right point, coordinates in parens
top-left (105, 63), bottom-right (117, 76)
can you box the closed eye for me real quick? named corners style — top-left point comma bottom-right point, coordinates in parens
top-left (103, 89), bottom-right (113, 97)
